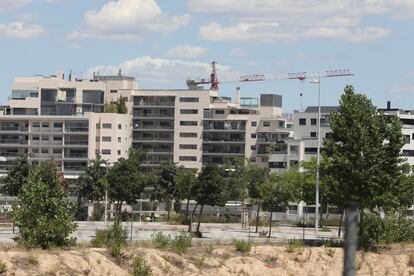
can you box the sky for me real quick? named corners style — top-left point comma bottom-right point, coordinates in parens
top-left (1, 0), bottom-right (414, 113)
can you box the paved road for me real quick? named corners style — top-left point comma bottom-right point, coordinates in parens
top-left (0, 221), bottom-right (340, 244)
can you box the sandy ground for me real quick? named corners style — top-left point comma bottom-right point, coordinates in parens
top-left (0, 243), bottom-right (413, 275)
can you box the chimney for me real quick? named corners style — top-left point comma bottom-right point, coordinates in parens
top-left (387, 101), bottom-right (391, 110)
top-left (235, 87), bottom-right (240, 105)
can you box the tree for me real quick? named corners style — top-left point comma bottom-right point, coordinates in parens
top-left (261, 170), bottom-right (301, 237)
top-left (13, 162), bottom-right (77, 249)
top-left (245, 164), bottom-right (270, 233)
top-left (0, 154), bottom-right (30, 196)
top-left (107, 149), bottom-right (148, 214)
top-left (104, 102), bottom-right (117, 113)
top-left (225, 157), bottom-right (248, 208)
top-left (117, 96), bottom-right (128, 114)
top-left (323, 85), bottom-right (410, 243)
top-left (191, 165), bottom-right (227, 233)
top-left (175, 166), bottom-right (197, 226)
top-left (78, 154), bottom-right (108, 203)
top-left (152, 161), bottom-right (178, 221)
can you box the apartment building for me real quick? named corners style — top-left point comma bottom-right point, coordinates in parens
top-left (0, 72), bottom-right (293, 183)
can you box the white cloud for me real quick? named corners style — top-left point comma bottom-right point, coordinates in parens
top-left (69, 0), bottom-right (191, 40)
top-left (0, 0), bottom-right (31, 13)
top-left (88, 56), bottom-right (241, 85)
top-left (15, 13), bottom-right (38, 21)
top-left (68, 43), bottom-right (81, 49)
top-left (165, 44), bottom-right (207, 58)
top-left (191, 0), bottom-right (396, 43)
top-left (0, 22), bottom-right (45, 39)
top-left (199, 22), bottom-right (390, 43)
top-left (229, 48), bottom-right (246, 57)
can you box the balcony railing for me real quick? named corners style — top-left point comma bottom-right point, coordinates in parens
top-left (63, 166), bottom-right (85, 172)
top-left (31, 140), bottom-right (63, 145)
top-left (0, 126), bottom-right (24, 131)
top-left (31, 127), bottom-right (63, 132)
top-left (0, 139), bottom-right (28, 145)
top-left (142, 148), bottom-right (173, 153)
top-left (64, 153), bottom-right (88, 158)
top-left (65, 128), bottom-right (89, 132)
top-left (133, 101), bottom-right (175, 107)
top-left (133, 125), bottom-right (174, 130)
top-left (133, 113), bottom-right (174, 118)
top-left (133, 137), bottom-right (174, 141)
top-left (65, 141), bottom-right (88, 145)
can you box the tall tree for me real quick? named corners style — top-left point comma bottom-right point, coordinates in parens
top-left (176, 166), bottom-right (197, 225)
top-left (0, 154), bottom-right (30, 196)
top-left (152, 161), bottom-right (178, 221)
top-left (261, 170), bottom-right (301, 237)
top-left (78, 154), bottom-right (108, 203)
top-left (225, 157), bottom-right (248, 207)
top-left (13, 162), bottom-right (77, 249)
top-left (191, 165), bottom-right (227, 233)
top-left (245, 164), bottom-right (270, 233)
top-left (323, 85), bottom-right (410, 241)
top-left (107, 149), bottom-right (148, 213)
top-left (117, 96), bottom-right (128, 114)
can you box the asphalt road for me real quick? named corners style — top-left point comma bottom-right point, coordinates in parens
top-left (0, 221), bottom-right (340, 244)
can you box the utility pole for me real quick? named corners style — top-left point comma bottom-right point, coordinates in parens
top-left (343, 201), bottom-right (358, 276)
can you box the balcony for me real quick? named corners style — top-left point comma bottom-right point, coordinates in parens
top-left (133, 112), bottom-right (175, 118)
top-left (133, 136), bottom-right (174, 143)
top-left (65, 127), bottom-right (89, 133)
top-left (0, 139), bottom-right (28, 145)
top-left (133, 101), bottom-right (175, 107)
top-left (133, 125), bottom-right (174, 130)
top-left (64, 140), bottom-right (88, 146)
top-left (0, 126), bottom-right (28, 132)
top-left (64, 153), bottom-right (88, 159)
top-left (31, 127), bottom-right (63, 133)
top-left (31, 140), bottom-right (63, 146)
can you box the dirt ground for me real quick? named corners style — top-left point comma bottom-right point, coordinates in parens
top-left (0, 242), bottom-right (413, 275)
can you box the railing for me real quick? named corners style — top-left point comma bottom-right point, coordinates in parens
top-left (64, 141), bottom-right (88, 145)
top-left (31, 140), bottom-right (63, 145)
top-left (64, 153), bottom-right (88, 158)
top-left (143, 149), bottom-right (173, 153)
top-left (133, 137), bottom-right (174, 141)
top-left (133, 113), bottom-right (174, 118)
top-left (31, 127), bottom-right (63, 132)
top-left (204, 126), bottom-right (246, 131)
top-left (0, 152), bottom-right (19, 157)
top-left (0, 139), bottom-right (27, 144)
top-left (203, 150), bottom-right (244, 154)
top-left (65, 128), bottom-right (89, 132)
top-left (203, 139), bottom-right (245, 143)
top-left (133, 125), bottom-right (174, 130)
top-left (133, 101), bottom-right (175, 107)
top-left (256, 138), bottom-right (282, 143)
top-left (63, 166), bottom-right (85, 172)
top-left (0, 126), bottom-right (20, 131)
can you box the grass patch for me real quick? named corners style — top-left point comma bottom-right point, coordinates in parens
top-left (132, 256), bottom-right (152, 276)
top-left (325, 247), bottom-right (335, 257)
top-left (0, 260), bottom-right (6, 274)
top-left (234, 240), bottom-right (251, 253)
top-left (285, 239), bottom-right (304, 255)
top-left (170, 232), bottom-right (192, 254)
top-left (204, 244), bottom-right (214, 254)
top-left (151, 232), bottom-right (170, 250)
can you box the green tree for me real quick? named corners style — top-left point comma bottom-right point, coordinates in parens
top-left (245, 164), bottom-right (269, 233)
top-left (225, 157), bottom-right (248, 206)
top-left (323, 85), bottom-right (410, 244)
top-left (117, 96), bottom-right (128, 114)
top-left (191, 165), bottom-right (227, 233)
top-left (104, 102), bottom-right (118, 113)
top-left (261, 170), bottom-right (301, 237)
top-left (176, 166), bottom-right (197, 226)
top-left (152, 161), bottom-right (178, 221)
top-left (107, 149), bottom-right (148, 214)
top-left (13, 162), bottom-right (77, 249)
top-left (0, 154), bottom-right (30, 196)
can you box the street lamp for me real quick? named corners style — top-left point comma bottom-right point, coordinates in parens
top-left (310, 77), bottom-right (321, 233)
top-left (100, 162), bottom-right (110, 224)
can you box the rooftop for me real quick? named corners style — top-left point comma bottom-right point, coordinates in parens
top-left (303, 106), bottom-right (338, 113)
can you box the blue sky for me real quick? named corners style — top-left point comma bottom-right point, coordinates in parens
top-left (1, 0), bottom-right (414, 113)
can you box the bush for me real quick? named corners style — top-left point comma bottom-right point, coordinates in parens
top-left (286, 239), bottom-right (304, 254)
top-left (133, 256), bottom-right (152, 276)
top-left (151, 232), bottom-right (170, 250)
top-left (234, 240), bottom-right (251, 253)
top-left (91, 219), bottom-right (128, 257)
top-left (0, 260), bottom-right (6, 274)
top-left (91, 204), bottom-right (105, 221)
top-left (170, 231), bottom-right (192, 254)
top-left (360, 213), bottom-right (414, 250)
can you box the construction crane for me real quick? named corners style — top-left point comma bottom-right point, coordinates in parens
top-left (186, 61), bottom-right (353, 90)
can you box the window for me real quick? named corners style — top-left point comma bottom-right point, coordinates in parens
top-left (311, 118), bottom-right (317, 125)
top-left (269, 162), bottom-right (287, 168)
top-left (180, 132), bottom-right (197, 138)
top-left (53, 148), bottom-right (61, 154)
top-left (305, 147), bottom-right (317, 154)
top-left (251, 133), bottom-right (256, 139)
top-left (299, 118), bottom-right (306, 125)
top-left (180, 109), bottom-right (198, 114)
top-left (102, 136), bottom-right (111, 142)
top-left (96, 123), bottom-right (100, 129)
top-left (110, 90), bottom-right (117, 93)
top-left (180, 97), bottom-right (199, 102)
top-left (288, 205), bottom-right (298, 215)
top-left (41, 135), bottom-right (49, 141)
top-left (251, 145), bottom-right (256, 150)
top-left (41, 148), bottom-right (48, 154)
top-left (263, 121), bottom-right (270, 127)
top-left (96, 136), bottom-right (100, 142)
top-left (118, 137), bottom-right (121, 143)
top-left (117, 150), bottom-right (121, 155)
top-left (179, 144), bottom-right (197, 150)
top-left (215, 110), bottom-right (225, 114)
top-left (53, 122), bottom-right (63, 128)
top-left (102, 149), bottom-right (111, 155)
top-left (310, 132), bottom-right (317, 138)
top-left (53, 136), bottom-right (62, 141)
top-left (33, 122), bottom-right (40, 127)
top-left (179, 156), bottom-right (197, 161)
top-left (42, 122), bottom-right (49, 128)
top-left (102, 123), bottom-right (112, 129)
top-left (32, 135), bottom-right (39, 140)
top-left (251, 121), bottom-right (257, 127)
top-left (278, 121), bottom-right (285, 128)
top-left (405, 135), bottom-right (410, 144)
top-left (290, 145), bottom-right (298, 152)
top-left (118, 124), bottom-right (121, 130)
top-left (180, 121), bottom-right (197, 126)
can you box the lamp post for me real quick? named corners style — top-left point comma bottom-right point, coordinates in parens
top-left (310, 77), bottom-right (321, 233)
top-left (100, 162), bottom-right (110, 225)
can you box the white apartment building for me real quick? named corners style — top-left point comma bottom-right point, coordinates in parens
top-left (0, 72), bottom-right (293, 187)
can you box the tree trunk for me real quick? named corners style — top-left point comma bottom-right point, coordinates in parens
top-left (359, 209), bottom-right (364, 244)
top-left (188, 202), bottom-right (199, 232)
top-left (185, 199), bottom-right (190, 225)
top-left (196, 204), bottom-right (205, 233)
top-left (255, 204), bottom-right (260, 233)
top-left (268, 210), bottom-right (273, 238)
top-left (166, 199), bottom-right (171, 221)
top-left (325, 203), bottom-right (329, 228)
top-left (338, 210), bottom-right (344, 238)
